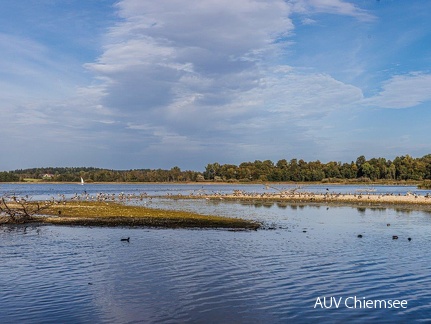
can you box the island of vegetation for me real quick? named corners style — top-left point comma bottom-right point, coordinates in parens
top-left (0, 195), bottom-right (260, 230)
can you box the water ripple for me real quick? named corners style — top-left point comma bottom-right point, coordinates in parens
top-left (2, 186), bottom-right (431, 322)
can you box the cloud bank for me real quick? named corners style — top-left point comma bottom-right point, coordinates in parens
top-left (1, 0), bottom-right (429, 170)
top-left (77, 0), bottom-right (368, 167)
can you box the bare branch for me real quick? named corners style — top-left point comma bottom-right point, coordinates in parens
top-left (0, 193), bottom-right (55, 223)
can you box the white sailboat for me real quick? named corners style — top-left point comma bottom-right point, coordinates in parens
top-left (80, 177), bottom-right (85, 185)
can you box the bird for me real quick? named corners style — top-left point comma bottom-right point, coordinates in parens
top-left (357, 234), bottom-right (363, 238)
top-left (408, 237), bottom-right (412, 241)
top-left (392, 235), bottom-right (398, 240)
top-left (121, 237), bottom-right (130, 242)
top-left (386, 223), bottom-right (390, 226)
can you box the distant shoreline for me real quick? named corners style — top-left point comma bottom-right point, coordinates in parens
top-left (0, 180), bottom-right (424, 186)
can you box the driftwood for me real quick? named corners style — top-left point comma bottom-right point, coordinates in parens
top-left (0, 194), bottom-right (54, 223)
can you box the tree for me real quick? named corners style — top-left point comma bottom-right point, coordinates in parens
top-left (324, 161), bottom-right (341, 179)
top-left (356, 155), bottom-right (366, 177)
top-left (420, 154), bottom-right (431, 179)
top-left (340, 162), bottom-right (357, 179)
top-left (361, 162), bottom-right (376, 180)
top-left (275, 159), bottom-right (289, 181)
top-left (393, 155), bottom-right (425, 180)
top-left (289, 159), bottom-right (301, 181)
top-left (169, 166), bottom-right (182, 182)
top-left (0, 172), bottom-right (19, 182)
top-left (204, 163), bottom-right (221, 180)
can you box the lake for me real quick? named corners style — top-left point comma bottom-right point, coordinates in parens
top-left (1, 183), bottom-right (431, 323)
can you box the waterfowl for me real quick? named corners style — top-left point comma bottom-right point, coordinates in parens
top-left (408, 237), bottom-right (412, 241)
top-left (357, 234), bottom-right (363, 238)
top-left (392, 235), bottom-right (398, 240)
top-left (121, 237), bottom-right (130, 242)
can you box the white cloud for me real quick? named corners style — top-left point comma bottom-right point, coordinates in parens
top-left (364, 72), bottom-right (431, 108)
top-left (291, 0), bottom-right (376, 21)
top-left (82, 0), bottom-right (295, 127)
top-left (301, 17), bottom-right (317, 25)
top-left (84, 0), bottom-right (365, 128)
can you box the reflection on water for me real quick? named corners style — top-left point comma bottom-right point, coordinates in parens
top-left (1, 184), bottom-right (431, 323)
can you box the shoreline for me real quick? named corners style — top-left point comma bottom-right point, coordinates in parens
top-left (0, 180), bottom-right (424, 186)
top-left (167, 191), bottom-right (431, 209)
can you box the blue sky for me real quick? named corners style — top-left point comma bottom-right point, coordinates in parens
top-left (1, 0), bottom-right (430, 171)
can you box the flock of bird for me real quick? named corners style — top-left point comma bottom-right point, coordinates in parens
top-left (69, 191), bottom-right (150, 202)
top-left (9, 188), bottom-right (420, 244)
top-left (37, 191), bottom-right (152, 205)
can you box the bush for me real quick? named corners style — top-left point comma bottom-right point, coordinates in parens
top-left (196, 175), bottom-right (205, 182)
top-left (227, 178), bottom-right (239, 183)
top-left (418, 181), bottom-right (431, 189)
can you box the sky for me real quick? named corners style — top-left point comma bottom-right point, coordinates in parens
top-left (0, 0), bottom-right (430, 171)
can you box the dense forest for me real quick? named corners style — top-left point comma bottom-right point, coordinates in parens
top-left (1, 154), bottom-right (431, 183)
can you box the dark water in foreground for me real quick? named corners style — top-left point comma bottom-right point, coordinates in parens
top-left (1, 184), bottom-right (431, 323)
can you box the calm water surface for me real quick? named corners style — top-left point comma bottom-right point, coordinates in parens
top-left (1, 184), bottom-right (431, 323)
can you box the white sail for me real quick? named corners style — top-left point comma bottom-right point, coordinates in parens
top-left (81, 177), bottom-right (85, 185)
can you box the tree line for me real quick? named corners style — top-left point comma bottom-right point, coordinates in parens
top-left (204, 154), bottom-right (431, 182)
top-left (1, 154), bottom-right (431, 183)
top-left (1, 166), bottom-right (202, 183)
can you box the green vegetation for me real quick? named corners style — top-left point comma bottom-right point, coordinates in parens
top-left (203, 154), bottom-right (431, 182)
top-left (1, 200), bottom-right (260, 229)
top-left (36, 201), bottom-right (260, 229)
top-left (2, 153), bottom-right (431, 183)
top-left (0, 171), bottom-right (20, 182)
top-left (418, 181), bottom-right (431, 189)
top-left (4, 166), bottom-right (201, 183)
